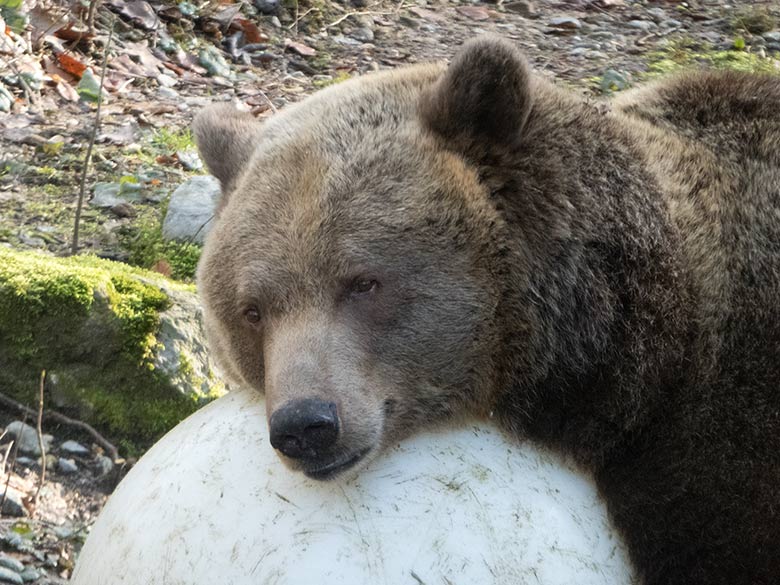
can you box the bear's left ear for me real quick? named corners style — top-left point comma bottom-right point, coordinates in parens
top-left (419, 36), bottom-right (533, 157)
top-left (192, 104), bottom-right (264, 195)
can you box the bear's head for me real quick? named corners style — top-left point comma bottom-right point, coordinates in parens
top-left (194, 38), bottom-right (533, 479)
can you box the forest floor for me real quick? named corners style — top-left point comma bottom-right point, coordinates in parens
top-left (0, 0), bottom-right (779, 581)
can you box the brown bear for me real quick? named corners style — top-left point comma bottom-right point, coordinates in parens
top-left (193, 37), bottom-right (780, 585)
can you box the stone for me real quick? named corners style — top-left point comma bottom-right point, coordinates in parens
top-left (0, 568), bottom-right (23, 585)
top-left (0, 556), bottom-right (24, 574)
top-left (4, 422), bottom-right (52, 456)
top-left (176, 150), bottom-right (203, 172)
top-left (0, 489), bottom-right (26, 518)
top-left (549, 16), bottom-right (581, 30)
top-left (156, 74), bottom-right (177, 88)
top-left (157, 86), bottom-right (179, 100)
top-left (95, 455), bottom-right (114, 477)
top-left (57, 458), bottom-right (78, 474)
top-left (253, 0), bottom-right (278, 15)
top-left (350, 27), bottom-right (374, 42)
top-left (89, 182), bottom-right (142, 208)
top-left (109, 202), bottom-right (136, 218)
top-left (18, 568), bottom-right (40, 583)
top-left (60, 440), bottom-right (90, 457)
top-left (505, 0), bottom-right (538, 19)
top-left (153, 285), bottom-right (224, 399)
top-left (17, 234), bottom-right (45, 248)
top-left (627, 20), bottom-right (656, 32)
top-left (763, 32), bottom-right (780, 43)
top-left (162, 175), bottom-right (221, 244)
top-left (646, 7), bottom-right (667, 23)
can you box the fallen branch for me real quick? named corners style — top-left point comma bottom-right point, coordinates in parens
top-left (0, 391), bottom-right (119, 463)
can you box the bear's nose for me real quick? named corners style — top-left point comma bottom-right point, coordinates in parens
top-left (269, 399), bottom-right (340, 460)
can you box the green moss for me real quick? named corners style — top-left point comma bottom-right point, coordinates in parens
top-left (33, 166), bottom-right (57, 178)
top-left (645, 38), bottom-right (780, 79)
top-left (178, 351), bottom-right (194, 378)
top-left (151, 128), bottom-right (195, 153)
top-left (108, 274), bottom-right (170, 364)
top-left (313, 71), bottom-right (351, 88)
top-left (0, 248), bottom-right (200, 454)
top-left (119, 206), bottom-right (202, 281)
top-left (708, 51), bottom-right (780, 74)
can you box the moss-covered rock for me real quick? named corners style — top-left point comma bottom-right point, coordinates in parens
top-left (0, 247), bottom-right (224, 454)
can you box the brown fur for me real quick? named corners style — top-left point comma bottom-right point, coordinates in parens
top-left (194, 37), bottom-right (780, 584)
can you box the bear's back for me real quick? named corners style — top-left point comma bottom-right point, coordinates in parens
top-left (616, 72), bottom-right (780, 384)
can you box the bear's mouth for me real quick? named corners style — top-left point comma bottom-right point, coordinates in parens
top-left (302, 448), bottom-right (371, 481)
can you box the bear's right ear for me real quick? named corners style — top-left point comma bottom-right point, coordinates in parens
top-left (419, 36), bottom-right (533, 159)
top-left (192, 104), bottom-right (264, 194)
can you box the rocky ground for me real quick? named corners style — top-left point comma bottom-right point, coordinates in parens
top-left (0, 0), bottom-right (778, 581)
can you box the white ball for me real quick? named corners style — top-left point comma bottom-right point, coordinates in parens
top-left (72, 390), bottom-right (635, 584)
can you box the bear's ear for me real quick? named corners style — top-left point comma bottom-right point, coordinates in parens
top-left (419, 36), bottom-right (533, 157)
top-left (192, 104), bottom-right (264, 194)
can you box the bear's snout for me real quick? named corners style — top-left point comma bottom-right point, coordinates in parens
top-left (269, 398), bottom-right (340, 460)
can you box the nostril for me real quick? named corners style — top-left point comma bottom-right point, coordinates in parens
top-left (280, 435), bottom-right (301, 452)
top-left (269, 399), bottom-right (340, 460)
top-left (303, 418), bottom-right (338, 448)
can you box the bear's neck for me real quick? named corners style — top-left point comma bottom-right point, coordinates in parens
top-left (487, 86), bottom-right (694, 470)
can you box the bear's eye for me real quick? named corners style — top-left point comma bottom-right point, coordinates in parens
top-left (243, 305), bottom-right (261, 325)
top-left (349, 278), bottom-right (379, 296)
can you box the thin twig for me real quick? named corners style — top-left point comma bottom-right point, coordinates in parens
top-left (288, 6), bottom-right (315, 31)
top-left (0, 391), bottom-right (119, 463)
top-left (326, 8), bottom-right (398, 29)
top-left (185, 214), bottom-right (215, 244)
top-left (0, 432), bottom-right (8, 477)
top-left (71, 17), bottom-right (114, 256)
top-left (87, 0), bottom-right (101, 36)
top-left (33, 370), bottom-right (46, 507)
top-left (255, 90), bottom-right (278, 114)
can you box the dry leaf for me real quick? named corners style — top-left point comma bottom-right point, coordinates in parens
top-left (111, 53), bottom-right (147, 77)
top-left (152, 260), bottom-right (172, 277)
top-left (53, 22), bottom-right (94, 43)
top-left (55, 79), bottom-right (79, 101)
top-left (156, 154), bottom-right (179, 166)
top-left (56, 52), bottom-right (87, 78)
top-left (124, 41), bottom-right (166, 76)
top-left (42, 55), bottom-right (78, 83)
top-left (211, 4), bottom-right (242, 26)
top-left (231, 18), bottom-right (268, 44)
